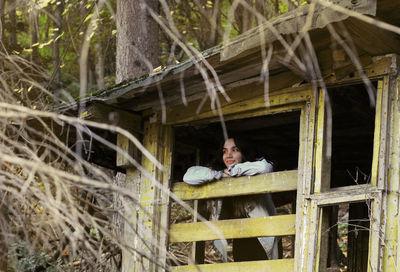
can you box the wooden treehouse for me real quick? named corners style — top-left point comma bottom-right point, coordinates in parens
top-left (64, 0), bottom-right (400, 271)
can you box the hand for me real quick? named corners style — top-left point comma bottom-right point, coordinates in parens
top-left (222, 169), bottom-right (230, 178)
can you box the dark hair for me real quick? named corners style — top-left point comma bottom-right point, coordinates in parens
top-left (215, 136), bottom-right (258, 169)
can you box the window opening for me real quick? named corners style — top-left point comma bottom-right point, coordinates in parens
top-left (328, 83), bottom-right (377, 188)
top-left (169, 111), bottom-right (300, 265)
top-left (319, 202), bottom-right (371, 271)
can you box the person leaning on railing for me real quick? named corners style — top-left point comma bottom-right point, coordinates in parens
top-left (183, 137), bottom-right (279, 262)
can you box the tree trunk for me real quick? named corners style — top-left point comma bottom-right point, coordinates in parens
top-left (8, 0), bottom-right (17, 52)
top-left (0, 195), bottom-right (7, 272)
top-left (95, 42), bottom-right (105, 89)
top-left (30, 7), bottom-right (39, 64)
top-left (0, 0), bottom-right (4, 43)
top-left (52, 0), bottom-right (63, 97)
top-left (116, 0), bottom-right (159, 83)
top-left (231, 0), bottom-right (254, 34)
top-left (288, 0), bottom-right (298, 11)
top-left (196, 0), bottom-right (222, 50)
top-left (274, 0), bottom-right (280, 16)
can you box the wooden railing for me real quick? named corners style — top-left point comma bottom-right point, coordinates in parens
top-left (169, 170), bottom-right (298, 271)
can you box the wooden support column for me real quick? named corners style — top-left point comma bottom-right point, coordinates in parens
top-left (87, 103), bottom-right (143, 272)
top-left (294, 90), bottom-right (317, 272)
top-left (190, 148), bottom-right (206, 264)
top-left (366, 78), bottom-right (389, 272)
top-left (134, 121), bottom-right (173, 272)
top-left (382, 63), bottom-right (400, 271)
top-left (314, 88), bottom-right (332, 271)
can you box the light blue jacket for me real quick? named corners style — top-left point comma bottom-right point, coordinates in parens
top-left (183, 159), bottom-right (279, 261)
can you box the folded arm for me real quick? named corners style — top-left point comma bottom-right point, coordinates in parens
top-left (183, 166), bottom-right (222, 185)
top-left (227, 158), bottom-right (273, 177)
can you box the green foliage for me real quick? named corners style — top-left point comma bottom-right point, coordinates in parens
top-left (3, 0), bottom-right (310, 98)
top-left (9, 243), bottom-right (57, 272)
top-left (160, 0), bottom-right (310, 65)
top-left (2, 0), bottom-right (117, 99)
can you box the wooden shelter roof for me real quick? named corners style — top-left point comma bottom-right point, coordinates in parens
top-left (59, 0), bottom-right (400, 116)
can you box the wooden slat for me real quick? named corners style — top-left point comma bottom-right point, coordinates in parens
top-left (310, 185), bottom-right (380, 206)
top-left (169, 214), bottom-right (296, 243)
top-left (171, 258), bottom-right (294, 272)
top-left (172, 170), bottom-right (298, 200)
top-left (166, 88), bottom-right (311, 125)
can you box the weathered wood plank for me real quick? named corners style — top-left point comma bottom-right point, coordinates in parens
top-left (313, 88), bottom-right (331, 193)
top-left (169, 214), bottom-right (296, 243)
top-left (172, 170), bottom-right (298, 200)
top-left (310, 185), bottom-right (380, 206)
top-left (85, 102), bottom-right (141, 132)
top-left (116, 133), bottom-right (140, 168)
top-left (370, 80), bottom-right (383, 187)
top-left (368, 77), bottom-right (389, 272)
top-left (171, 258), bottom-right (294, 272)
top-left (294, 91), bottom-right (317, 271)
top-left (165, 87), bottom-right (311, 125)
top-left (157, 125), bottom-right (173, 268)
top-left (383, 71), bottom-right (400, 271)
top-left (136, 122), bottom-right (159, 272)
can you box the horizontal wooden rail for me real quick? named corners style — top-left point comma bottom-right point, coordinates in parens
top-left (172, 170), bottom-right (298, 200)
top-left (171, 258), bottom-right (294, 271)
top-left (169, 214), bottom-right (296, 242)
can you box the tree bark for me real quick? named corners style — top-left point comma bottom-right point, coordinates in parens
top-left (195, 0), bottom-right (222, 50)
top-left (116, 0), bottom-right (159, 83)
top-left (230, 0), bottom-right (254, 34)
top-left (30, 7), bottom-right (39, 64)
top-left (288, 0), bottom-right (298, 11)
top-left (0, 0), bottom-right (4, 43)
top-left (52, 0), bottom-right (63, 96)
top-left (8, 0), bottom-right (17, 52)
top-left (0, 204), bottom-right (8, 272)
top-left (95, 42), bottom-right (105, 89)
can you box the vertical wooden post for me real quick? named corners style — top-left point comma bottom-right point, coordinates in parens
top-left (0, 200), bottom-right (8, 272)
top-left (122, 168), bottom-right (141, 272)
top-left (118, 132), bottom-right (142, 272)
top-left (367, 78), bottom-right (389, 272)
top-left (132, 121), bottom-right (173, 272)
top-left (189, 148), bottom-right (206, 264)
top-left (87, 103), bottom-right (143, 272)
top-left (380, 70), bottom-right (400, 271)
top-left (314, 88), bottom-right (332, 271)
top-left (156, 125), bottom-right (173, 269)
top-left (294, 89), bottom-right (317, 272)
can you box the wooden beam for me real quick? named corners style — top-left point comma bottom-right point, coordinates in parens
top-left (169, 214), bottom-right (296, 243)
top-left (83, 103), bottom-right (142, 169)
top-left (310, 185), bottom-right (380, 206)
top-left (165, 86), bottom-right (311, 125)
top-left (172, 170), bottom-right (298, 200)
top-left (84, 102), bottom-right (141, 132)
top-left (171, 258), bottom-right (294, 272)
